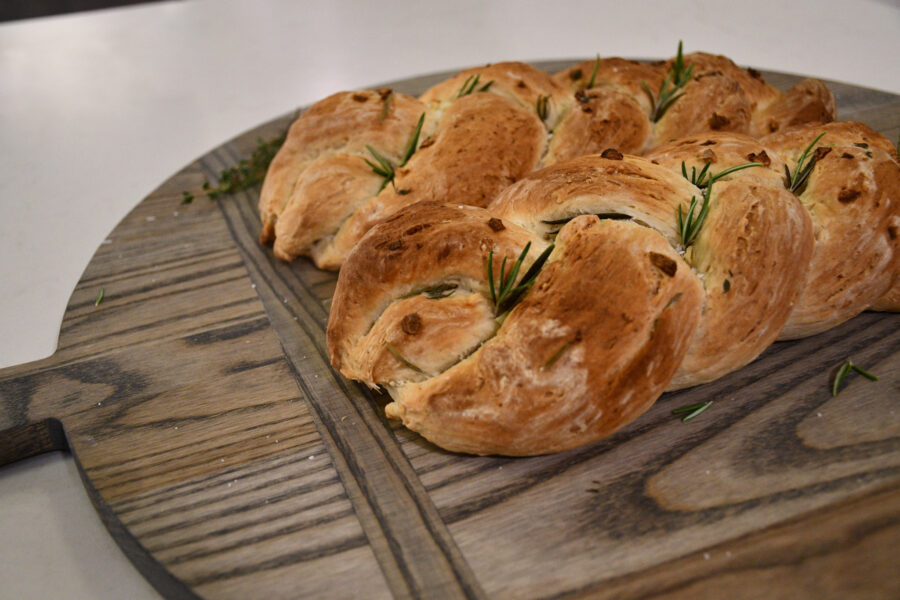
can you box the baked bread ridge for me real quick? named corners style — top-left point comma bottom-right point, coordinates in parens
top-left (382, 216), bottom-right (703, 456)
top-left (259, 89), bottom-right (426, 245)
top-left (259, 51), bottom-right (837, 269)
top-left (266, 61), bottom-right (562, 268)
top-left (326, 201), bottom-right (548, 384)
top-left (490, 147), bottom-right (815, 390)
top-left (326, 202), bottom-right (704, 455)
top-left (550, 52), bottom-right (836, 157)
top-left (761, 121), bottom-right (900, 338)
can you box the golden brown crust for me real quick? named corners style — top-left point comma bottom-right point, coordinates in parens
top-left (297, 92), bottom-right (545, 268)
top-left (326, 202), bottom-right (546, 376)
top-left (546, 87), bottom-right (650, 163)
top-left (762, 122), bottom-right (899, 338)
top-left (553, 56), bottom-right (665, 115)
top-left (259, 89), bottom-right (425, 245)
top-left (382, 217), bottom-right (703, 455)
top-left (751, 78), bottom-right (837, 137)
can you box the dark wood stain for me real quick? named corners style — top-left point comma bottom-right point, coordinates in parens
top-left (0, 62), bottom-right (898, 599)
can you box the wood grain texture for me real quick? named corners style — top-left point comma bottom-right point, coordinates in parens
top-left (0, 61), bottom-right (898, 599)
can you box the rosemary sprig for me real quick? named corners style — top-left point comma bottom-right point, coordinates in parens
top-left (832, 359), bottom-right (878, 396)
top-left (676, 160), bottom-right (762, 248)
top-left (586, 54), bottom-right (601, 89)
top-left (457, 74), bottom-right (494, 97)
top-left (364, 112), bottom-right (425, 191)
top-left (785, 132), bottom-right (826, 195)
top-left (672, 400), bottom-right (712, 422)
top-left (641, 41), bottom-right (693, 122)
top-left (536, 95), bottom-right (550, 121)
top-left (385, 341), bottom-right (425, 374)
top-left (181, 134), bottom-right (286, 204)
top-left (94, 286), bottom-right (105, 306)
top-left (380, 90), bottom-right (393, 122)
top-left (488, 242), bottom-right (554, 316)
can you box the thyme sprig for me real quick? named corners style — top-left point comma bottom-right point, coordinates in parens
top-left (457, 74), bottom-right (494, 97)
top-left (677, 160), bottom-right (762, 248)
top-left (785, 132), bottom-right (826, 195)
top-left (385, 341), bottom-right (425, 374)
top-left (181, 134), bottom-right (286, 204)
top-left (832, 359), bottom-right (878, 396)
top-left (488, 242), bottom-right (554, 316)
top-left (641, 41), bottom-right (693, 122)
top-left (364, 112), bottom-right (425, 191)
top-left (672, 400), bottom-right (712, 422)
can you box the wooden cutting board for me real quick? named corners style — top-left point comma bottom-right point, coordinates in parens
top-left (1, 61), bottom-right (898, 600)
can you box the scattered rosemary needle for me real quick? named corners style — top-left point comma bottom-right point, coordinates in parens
top-left (586, 54), bottom-right (601, 89)
top-left (385, 341), bottom-right (425, 374)
top-left (832, 359), bottom-right (878, 397)
top-left (785, 132), bottom-right (826, 194)
top-left (672, 400), bottom-right (712, 422)
top-left (641, 40), bottom-right (693, 122)
top-left (488, 242), bottom-right (554, 316)
top-left (94, 286), bottom-right (105, 306)
top-left (181, 134), bottom-right (286, 204)
top-left (541, 341), bottom-right (572, 370)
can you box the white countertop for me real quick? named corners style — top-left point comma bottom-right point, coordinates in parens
top-left (0, 0), bottom-right (897, 597)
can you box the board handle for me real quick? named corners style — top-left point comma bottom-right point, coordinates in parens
top-left (0, 354), bottom-right (70, 466)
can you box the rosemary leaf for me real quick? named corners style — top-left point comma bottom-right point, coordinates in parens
top-left (94, 287), bottom-right (105, 306)
top-left (586, 54), bottom-right (601, 89)
top-left (672, 400), bottom-right (713, 422)
top-left (380, 90), bottom-right (393, 122)
top-left (832, 359), bottom-right (879, 396)
top-left (786, 132), bottom-right (826, 194)
top-left (400, 113), bottom-right (425, 167)
top-left (541, 341), bottom-right (572, 370)
top-left (385, 341), bottom-right (425, 374)
top-left (184, 134), bottom-right (286, 202)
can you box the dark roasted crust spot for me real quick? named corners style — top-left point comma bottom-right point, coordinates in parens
top-left (601, 148), bottom-right (624, 160)
top-left (488, 217), bottom-right (505, 232)
top-left (351, 93), bottom-right (368, 102)
top-left (841, 152), bottom-right (855, 159)
top-left (649, 252), bottom-right (678, 277)
top-left (700, 140), bottom-right (717, 146)
top-left (419, 137), bottom-right (435, 149)
top-left (377, 88), bottom-right (392, 100)
top-left (569, 69), bottom-right (583, 81)
top-left (437, 245), bottom-right (452, 260)
top-left (404, 223), bottom-right (432, 236)
top-left (838, 189), bottom-right (861, 203)
top-left (401, 313), bottom-right (422, 336)
top-left (517, 80), bottom-right (527, 89)
top-left (388, 240), bottom-right (404, 251)
top-left (814, 147), bottom-right (832, 161)
top-left (747, 150), bottom-right (771, 167)
top-left (575, 90), bottom-right (590, 104)
top-left (747, 67), bottom-right (763, 80)
top-left (582, 105), bottom-right (593, 113)
top-left (888, 225), bottom-right (898, 240)
top-left (709, 113), bottom-right (730, 130)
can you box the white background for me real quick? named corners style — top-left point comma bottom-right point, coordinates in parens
top-left (0, 0), bottom-right (898, 597)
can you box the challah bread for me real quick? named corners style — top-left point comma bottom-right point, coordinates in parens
top-left (760, 121), bottom-right (899, 338)
top-left (327, 203), bottom-right (703, 455)
top-left (490, 145), bottom-right (814, 390)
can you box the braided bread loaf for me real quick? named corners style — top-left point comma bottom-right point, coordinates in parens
top-left (327, 123), bottom-right (898, 455)
top-left (259, 50), bottom-right (836, 269)
top-left (261, 50), bottom-right (897, 455)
